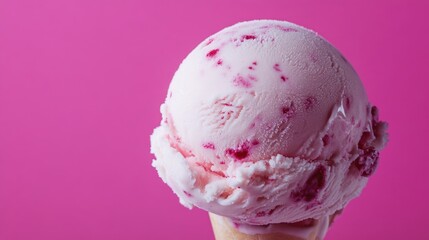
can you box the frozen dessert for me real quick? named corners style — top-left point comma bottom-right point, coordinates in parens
top-left (150, 20), bottom-right (388, 239)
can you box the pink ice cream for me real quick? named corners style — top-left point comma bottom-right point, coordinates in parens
top-left (151, 20), bottom-right (387, 225)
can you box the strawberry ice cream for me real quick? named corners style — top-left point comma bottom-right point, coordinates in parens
top-left (151, 19), bottom-right (387, 230)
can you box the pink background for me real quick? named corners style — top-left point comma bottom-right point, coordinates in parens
top-left (0, 0), bottom-right (427, 239)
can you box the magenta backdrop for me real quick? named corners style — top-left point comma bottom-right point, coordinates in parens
top-left (0, 0), bottom-right (427, 239)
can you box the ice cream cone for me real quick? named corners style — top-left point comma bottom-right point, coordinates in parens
top-left (150, 19), bottom-right (388, 240)
top-left (209, 213), bottom-right (331, 240)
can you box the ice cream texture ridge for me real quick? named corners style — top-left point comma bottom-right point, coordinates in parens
top-left (150, 19), bottom-right (388, 234)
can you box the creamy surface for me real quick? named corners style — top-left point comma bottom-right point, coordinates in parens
top-left (151, 20), bottom-right (388, 225)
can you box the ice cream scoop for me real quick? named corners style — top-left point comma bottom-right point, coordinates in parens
top-left (151, 19), bottom-right (388, 239)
